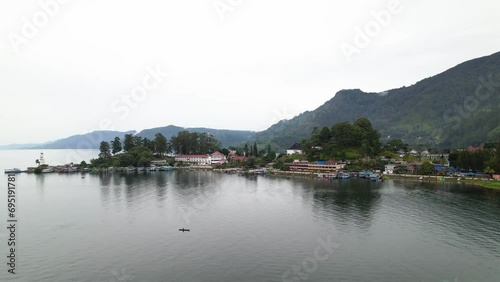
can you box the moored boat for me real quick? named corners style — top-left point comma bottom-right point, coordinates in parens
top-left (370, 174), bottom-right (381, 181)
top-left (4, 168), bottom-right (22, 174)
top-left (158, 166), bottom-right (173, 171)
top-left (340, 172), bottom-right (350, 179)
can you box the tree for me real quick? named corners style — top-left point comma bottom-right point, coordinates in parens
top-left (244, 144), bottom-right (249, 157)
top-left (492, 142), bottom-right (500, 173)
top-left (263, 150), bottom-right (277, 163)
top-left (420, 161), bottom-right (435, 175)
top-left (35, 159), bottom-right (40, 166)
top-left (142, 138), bottom-right (155, 151)
top-left (154, 133), bottom-right (168, 157)
top-left (111, 136), bottom-right (122, 155)
top-left (170, 131), bottom-right (221, 155)
top-left (98, 141), bottom-right (112, 160)
top-left (123, 134), bottom-right (134, 152)
top-left (354, 118), bottom-right (381, 157)
top-left (80, 161), bottom-right (87, 168)
top-left (384, 139), bottom-right (405, 152)
top-left (221, 148), bottom-right (230, 156)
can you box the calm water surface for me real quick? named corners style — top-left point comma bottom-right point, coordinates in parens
top-left (0, 150), bottom-right (500, 281)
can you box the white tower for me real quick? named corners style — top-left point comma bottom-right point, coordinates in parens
top-left (39, 152), bottom-right (45, 165)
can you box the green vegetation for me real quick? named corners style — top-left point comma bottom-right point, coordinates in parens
top-left (420, 161), bottom-right (436, 175)
top-left (91, 133), bottom-right (171, 168)
top-left (170, 131), bottom-right (221, 154)
top-left (253, 51), bottom-right (500, 150)
top-left (111, 137), bottom-right (122, 155)
top-left (302, 118), bottom-right (382, 161)
top-left (448, 145), bottom-right (499, 173)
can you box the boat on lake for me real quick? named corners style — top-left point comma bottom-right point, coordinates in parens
top-left (158, 166), bottom-right (173, 171)
top-left (340, 172), bottom-right (350, 179)
top-left (370, 174), bottom-right (381, 181)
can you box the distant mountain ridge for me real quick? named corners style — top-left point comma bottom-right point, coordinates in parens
top-left (3, 52), bottom-right (499, 151)
top-left (31, 130), bottom-right (137, 150)
top-left (2, 127), bottom-right (256, 150)
top-left (254, 51), bottom-right (500, 149)
top-left (137, 125), bottom-right (256, 148)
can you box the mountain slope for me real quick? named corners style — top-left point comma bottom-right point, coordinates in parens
top-left (33, 130), bottom-right (136, 149)
top-left (137, 125), bottom-right (256, 148)
top-left (255, 51), bottom-right (500, 149)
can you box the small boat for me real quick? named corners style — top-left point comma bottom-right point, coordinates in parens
top-left (370, 174), bottom-right (381, 181)
top-left (340, 173), bottom-right (350, 179)
top-left (4, 168), bottom-right (22, 174)
top-left (159, 166), bottom-right (173, 171)
top-left (42, 168), bottom-right (54, 173)
top-left (179, 228), bottom-right (190, 232)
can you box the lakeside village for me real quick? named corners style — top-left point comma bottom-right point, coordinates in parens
top-left (5, 119), bottom-right (500, 188)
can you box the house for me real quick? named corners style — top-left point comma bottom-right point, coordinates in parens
top-left (175, 154), bottom-right (211, 165)
top-left (230, 156), bottom-right (248, 162)
top-left (286, 143), bottom-right (303, 155)
top-left (210, 151), bottom-right (227, 165)
top-left (384, 164), bottom-right (397, 174)
top-left (286, 161), bottom-right (345, 173)
top-left (467, 146), bottom-right (482, 152)
top-left (151, 160), bottom-right (167, 166)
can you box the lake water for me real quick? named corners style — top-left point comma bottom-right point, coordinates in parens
top-left (0, 150), bottom-right (500, 281)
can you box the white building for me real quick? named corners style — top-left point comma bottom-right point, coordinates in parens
top-left (286, 143), bottom-right (303, 155)
top-left (384, 164), bottom-right (397, 174)
top-left (210, 151), bottom-right (227, 165)
top-left (175, 154), bottom-right (211, 165)
top-left (174, 152), bottom-right (228, 165)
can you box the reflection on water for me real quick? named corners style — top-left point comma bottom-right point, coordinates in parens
top-left (2, 171), bottom-right (500, 282)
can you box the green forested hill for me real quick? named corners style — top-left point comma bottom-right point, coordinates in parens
top-left (138, 125), bottom-right (256, 148)
top-left (255, 51), bottom-right (500, 149)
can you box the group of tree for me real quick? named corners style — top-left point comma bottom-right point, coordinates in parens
top-left (242, 142), bottom-right (261, 157)
top-left (170, 131), bottom-right (221, 155)
top-left (91, 133), bottom-right (170, 168)
top-left (302, 118), bottom-right (382, 161)
top-left (448, 143), bottom-right (500, 173)
top-left (91, 131), bottom-right (227, 168)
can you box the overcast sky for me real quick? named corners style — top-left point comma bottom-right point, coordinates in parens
top-left (0, 0), bottom-right (499, 145)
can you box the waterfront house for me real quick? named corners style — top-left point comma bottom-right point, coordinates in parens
top-left (286, 160), bottom-right (345, 173)
top-left (384, 164), bottom-right (397, 174)
top-left (175, 154), bottom-right (211, 165)
top-left (210, 151), bottom-right (227, 165)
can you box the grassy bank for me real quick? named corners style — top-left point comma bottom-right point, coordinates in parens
top-left (384, 174), bottom-right (500, 190)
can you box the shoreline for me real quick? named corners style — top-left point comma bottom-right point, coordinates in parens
top-left (383, 174), bottom-right (500, 190)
